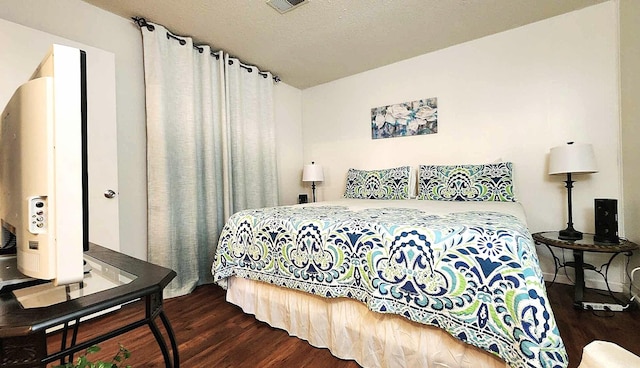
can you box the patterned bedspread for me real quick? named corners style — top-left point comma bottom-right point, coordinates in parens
top-left (212, 204), bottom-right (567, 368)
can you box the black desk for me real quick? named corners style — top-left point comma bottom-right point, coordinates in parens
top-left (0, 244), bottom-right (178, 367)
top-left (532, 231), bottom-right (638, 310)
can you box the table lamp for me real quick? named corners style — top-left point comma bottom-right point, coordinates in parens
top-left (302, 161), bottom-right (324, 202)
top-left (548, 142), bottom-right (598, 240)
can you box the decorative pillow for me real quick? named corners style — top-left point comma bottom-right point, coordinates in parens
top-left (344, 166), bottom-right (411, 200)
top-left (417, 162), bottom-right (516, 201)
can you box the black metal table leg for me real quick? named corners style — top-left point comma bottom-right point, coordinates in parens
top-left (146, 292), bottom-right (179, 368)
top-left (59, 321), bottom-right (70, 365)
top-left (149, 319), bottom-right (171, 367)
top-left (58, 319), bottom-right (80, 365)
top-left (573, 249), bottom-right (584, 307)
top-left (160, 310), bottom-right (180, 368)
top-left (539, 242), bottom-right (561, 285)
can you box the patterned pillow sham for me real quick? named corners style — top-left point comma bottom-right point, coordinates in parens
top-left (417, 162), bottom-right (515, 201)
top-left (344, 166), bottom-right (411, 200)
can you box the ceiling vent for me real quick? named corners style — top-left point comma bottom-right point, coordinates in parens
top-left (267, 0), bottom-right (308, 14)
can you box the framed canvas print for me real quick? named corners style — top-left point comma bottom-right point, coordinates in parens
top-left (371, 97), bottom-right (437, 139)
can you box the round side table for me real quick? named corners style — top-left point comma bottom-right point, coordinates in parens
top-left (532, 231), bottom-right (638, 310)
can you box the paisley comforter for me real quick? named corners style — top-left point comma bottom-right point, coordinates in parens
top-left (212, 200), bottom-right (567, 368)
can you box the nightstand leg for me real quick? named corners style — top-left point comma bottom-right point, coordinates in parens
top-left (573, 249), bottom-right (584, 307)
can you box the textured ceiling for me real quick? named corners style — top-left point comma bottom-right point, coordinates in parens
top-left (81, 0), bottom-right (606, 89)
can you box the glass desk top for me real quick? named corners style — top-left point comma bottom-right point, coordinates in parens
top-left (12, 254), bottom-right (137, 308)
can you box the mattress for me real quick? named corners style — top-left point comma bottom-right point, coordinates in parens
top-left (213, 199), bottom-right (567, 368)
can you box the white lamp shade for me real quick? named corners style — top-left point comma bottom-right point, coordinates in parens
top-left (548, 143), bottom-right (598, 175)
top-left (302, 164), bottom-right (324, 182)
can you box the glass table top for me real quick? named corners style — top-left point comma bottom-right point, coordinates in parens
top-left (12, 254), bottom-right (137, 309)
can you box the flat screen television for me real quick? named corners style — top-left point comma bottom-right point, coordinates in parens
top-left (0, 44), bottom-right (88, 286)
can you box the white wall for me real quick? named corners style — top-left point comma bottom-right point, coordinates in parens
top-left (302, 2), bottom-right (623, 288)
top-left (275, 83), bottom-right (305, 205)
top-left (621, 2), bottom-right (640, 249)
top-left (620, 0), bottom-right (640, 296)
top-left (0, 0), bottom-right (304, 260)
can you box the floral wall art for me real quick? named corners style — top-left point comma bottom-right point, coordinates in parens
top-left (371, 97), bottom-right (438, 139)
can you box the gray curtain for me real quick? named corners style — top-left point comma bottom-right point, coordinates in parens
top-left (140, 23), bottom-right (278, 298)
top-left (225, 54), bottom-right (278, 212)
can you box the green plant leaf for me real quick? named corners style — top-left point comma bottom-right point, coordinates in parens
top-left (51, 344), bottom-right (130, 368)
top-left (86, 345), bottom-right (101, 354)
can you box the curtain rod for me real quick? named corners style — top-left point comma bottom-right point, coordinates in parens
top-left (132, 17), bottom-right (281, 83)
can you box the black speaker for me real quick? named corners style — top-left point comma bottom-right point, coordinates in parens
top-left (298, 194), bottom-right (308, 204)
top-left (594, 198), bottom-right (619, 244)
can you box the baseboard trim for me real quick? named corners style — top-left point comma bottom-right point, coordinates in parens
top-left (543, 272), bottom-right (625, 293)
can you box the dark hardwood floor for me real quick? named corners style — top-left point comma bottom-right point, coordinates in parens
top-left (46, 282), bottom-right (640, 368)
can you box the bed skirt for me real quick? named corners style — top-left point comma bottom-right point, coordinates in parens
top-left (226, 276), bottom-right (508, 368)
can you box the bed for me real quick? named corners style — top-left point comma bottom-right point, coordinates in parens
top-left (212, 164), bottom-right (568, 368)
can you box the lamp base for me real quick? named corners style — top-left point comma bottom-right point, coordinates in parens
top-left (558, 227), bottom-right (583, 241)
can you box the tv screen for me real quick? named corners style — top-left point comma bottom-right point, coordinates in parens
top-left (0, 44), bottom-right (88, 286)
